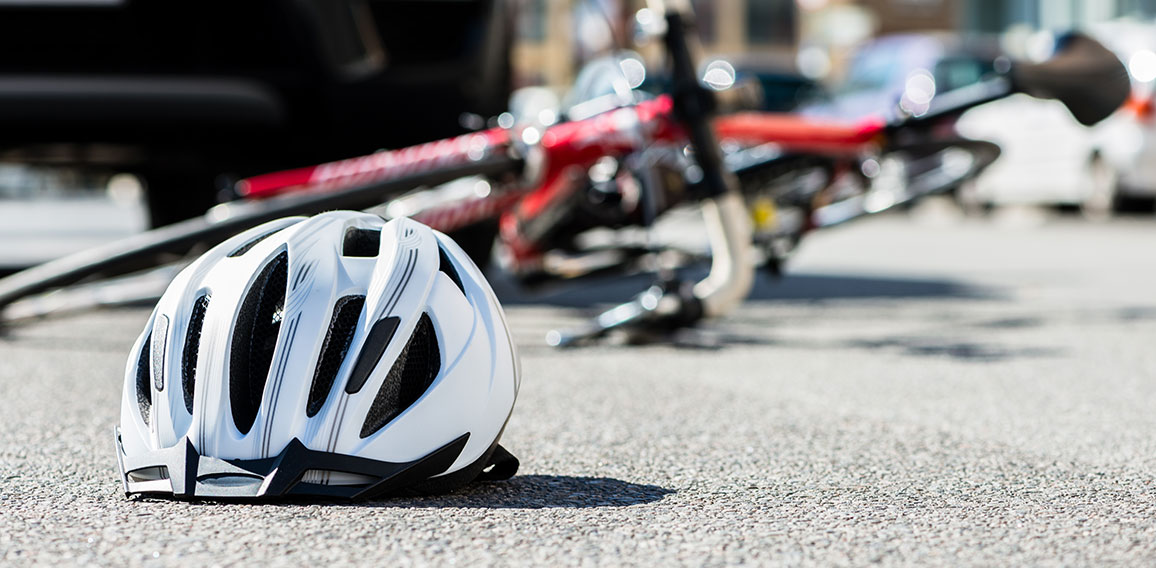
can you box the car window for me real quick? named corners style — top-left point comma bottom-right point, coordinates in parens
top-left (756, 75), bottom-right (822, 112)
top-left (933, 56), bottom-right (994, 93)
top-left (840, 44), bottom-right (905, 94)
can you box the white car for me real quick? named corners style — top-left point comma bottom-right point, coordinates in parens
top-left (956, 22), bottom-right (1156, 215)
top-left (1094, 20), bottom-right (1156, 210)
top-left (954, 93), bottom-right (1115, 215)
top-left (1097, 87), bottom-right (1156, 211)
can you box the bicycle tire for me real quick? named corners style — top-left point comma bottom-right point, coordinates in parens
top-left (0, 154), bottom-right (519, 313)
top-left (1, 263), bottom-right (182, 323)
top-left (810, 138), bottom-right (1001, 229)
top-left (886, 138), bottom-right (1002, 196)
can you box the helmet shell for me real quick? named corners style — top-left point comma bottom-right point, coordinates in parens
top-left (116, 211), bottom-right (519, 499)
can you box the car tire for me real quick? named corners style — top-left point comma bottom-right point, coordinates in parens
top-left (142, 167), bottom-right (219, 229)
top-left (145, 166), bottom-right (500, 267)
top-left (1112, 191), bottom-right (1156, 214)
top-left (447, 219), bottom-right (498, 270)
top-left (1082, 155), bottom-right (1117, 221)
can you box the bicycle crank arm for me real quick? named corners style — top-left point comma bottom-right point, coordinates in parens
top-left (546, 279), bottom-right (703, 348)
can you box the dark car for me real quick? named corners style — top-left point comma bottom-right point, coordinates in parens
top-left (0, 0), bottom-right (514, 227)
top-left (638, 57), bottom-right (824, 114)
top-left (803, 33), bottom-right (1000, 121)
top-left (746, 69), bottom-right (826, 113)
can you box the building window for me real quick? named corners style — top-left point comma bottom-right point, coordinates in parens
top-left (1117, 0), bottom-right (1156, 17)
top-left (746, 0), bottom-right (796, 46)
top-left (518, 0), bottom-right (547, 42)
top-left (691, 0), bottom-right (716, 44)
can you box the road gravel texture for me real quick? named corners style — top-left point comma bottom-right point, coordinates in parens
top-left (2, 214), bottom-right (1155, 566)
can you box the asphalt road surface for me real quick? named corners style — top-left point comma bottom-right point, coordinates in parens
top-left (2, 211), bottom-right (1155, 566)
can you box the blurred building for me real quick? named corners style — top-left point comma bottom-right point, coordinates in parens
top-left (804, 0), bottom-right (1156, 35)
top-left (513, 0), bottom-right (1156, 89)
top-left (855, 0), bottom-right (960, 33)
top-left (514, 0), bottom-right (801, 88)
top-left (965, 0), bottom-right (1156, 32)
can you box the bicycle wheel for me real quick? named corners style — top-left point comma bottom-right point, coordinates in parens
top-left (0, 153), bottom-right (518, 315)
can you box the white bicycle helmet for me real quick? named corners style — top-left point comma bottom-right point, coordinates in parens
top-left (115, 211), bottom-right (520, 499)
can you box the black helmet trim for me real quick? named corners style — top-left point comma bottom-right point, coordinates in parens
top-left (115, 428), bottom-right (519, 500)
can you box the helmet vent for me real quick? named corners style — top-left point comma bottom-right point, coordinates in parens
top-left (307, 295), bottom-right (366, 417)
top-left (181, 295), bottom-right (211, 414)
top-left (230, 251), bottom-right (288, 435)
top-left (438, 244), bottom-right (465, 294)
top-left (343, 227), bottom-right (381, 257)
top-left (151, 314), bottom-right (169, 392)
top-left (360, 313), bottom-right (441, 438)
top-left (228, 227), bottom-right (286, 258)
top-left (135, 331), bottom-right (153, 425)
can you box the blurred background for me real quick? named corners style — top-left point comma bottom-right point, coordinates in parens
top-left (516, 0), bottom-right (1156, 88)
top-left (1, 0), bottom-right (1153, 272)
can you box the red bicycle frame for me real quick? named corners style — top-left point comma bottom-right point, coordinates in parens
top-left (237, 94), bottom-right (884, 260)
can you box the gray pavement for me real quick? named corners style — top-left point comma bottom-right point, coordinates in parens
top-left (2, 212), bottom-right (1156, 566)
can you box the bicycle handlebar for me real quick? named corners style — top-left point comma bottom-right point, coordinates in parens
top-left (1012, 32), bottom-right (1130, 126)
top-left (897, 31), bottom-right (1128, 129)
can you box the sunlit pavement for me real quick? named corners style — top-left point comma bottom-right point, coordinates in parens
top-left (2, 210), bottom-right (1156, 565)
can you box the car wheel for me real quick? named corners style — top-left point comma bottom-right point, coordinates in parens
top-left (447, 220), bottom-right (498, 270)
top-left (954, 178), bottom-right (987, 217)
top-left (1112, 191), bottom-right (1156, 214)
top-left (142, 168), bottom-right (219, 228)
top-left (1082, 155), bottom-right (1117, 221)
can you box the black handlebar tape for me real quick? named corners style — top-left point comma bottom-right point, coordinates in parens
top-left (1011, 32), bottom-right (1130, 127)
top-left (888, 32), bottom-right (1127, 131)
top-left (885, 76), bottom-right (1013, 132)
